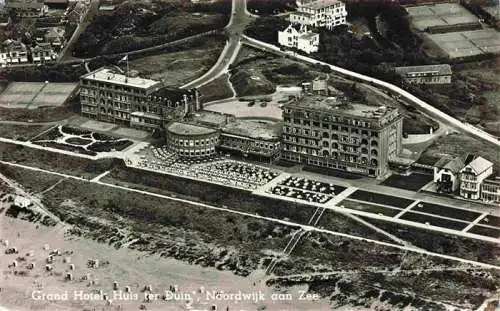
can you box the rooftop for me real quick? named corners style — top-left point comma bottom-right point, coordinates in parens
top-left (299, 32), bottom-right (319, 40)
top-left (167, 122), bottom-right (216, 136)
top-left (81, 67), bottom-right (162, 90)
top-left (464, 156), bottom-right (493, 174)
top-left (189, 110), bottom-right (230, 128)
top-left (434, 155), bottom-right (464, 173)
top-left (394, 64), bottom-right (452, 76)
top-left (222, 119), bottom-right (282, 141)
top-left (286, 94), bottom-right (398, 120)
top-left (301, 0), bottom-right (342, 10)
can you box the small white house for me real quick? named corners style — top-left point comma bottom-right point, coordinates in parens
top-left (433, 156), bottom-right (464, 193)
top-left (14, 195), bottom-right (31, 208)
top-left (459, 156), bottom-right (493, 200)
top-left (278, 24), bottom-right (319, 54)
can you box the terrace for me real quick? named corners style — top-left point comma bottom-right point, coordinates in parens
top-left (129, 145), bottom-right (281, 191)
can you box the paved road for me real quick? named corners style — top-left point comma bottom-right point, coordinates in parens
top-left (181, 0), bottom-right (253, 89)
top-left (1, 159), bottom-right (499, 270)
top-left (58, 0), bottom-right (100, 62)
top-left (241, 36), bottom-right (500, 148)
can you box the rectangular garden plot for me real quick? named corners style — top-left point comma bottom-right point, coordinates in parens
top-left (412, 202), bottom-right (481, 222)
top-left (348, 190), bottom-right (414, 208)
top-left (468, 225), bottom-right (500, 238)
top-left (400, 212), bottom-right (469, 231)
top-left (340, 199), bottom-right (402, 217)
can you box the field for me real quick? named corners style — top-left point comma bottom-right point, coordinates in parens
top-left (468, 225), bottom-right (500, 238)
top-left (339, 199), bottom-right (402, 217)
top-left (0, 82), bottom-right (77, 109)
top-left (399, 211), bottom-right (469, 231)
top-left (0, 124), bottom-right (53, 141)
top-left (198, 73), bottom-right (234, 103)
top-left (381, 173), bottom-right (433, 191)
top-left (0, 142), bottom-right (118, 179)
top-left (418, 133), bottom-right (500, 168)
top-left (129, 35), bottom-right (226, 87)
top-left (348, 190), bottom-right (414, 209)
top-left (411, 202), bottom-right (482, 222)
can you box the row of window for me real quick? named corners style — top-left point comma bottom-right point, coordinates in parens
top-left (284, 112), bottom-right (374, 128)
top-left (170, 137), bottom-right (218, 147)
top-left (81, 81), bottom-right (146, 95)
top-left (282, 148), bottom-right (379, 166)
top-left (283, 118), bottom-right (379, 133)
top-left (171, 148), bottom-right (216, 157)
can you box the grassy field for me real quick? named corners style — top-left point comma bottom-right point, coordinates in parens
top-left (381, 173), bottom-right (433, 191)
top-left (129, 35), bottom-right (226, 87)
top-left (348, 190), bottom-right (414, 209)
top-left (339, 199), bottom-right (402, 217)
top-left (198, 73), bottom-right (234, 103)
top-left (0, 124), bottom-right (53, 141)
top-left (418, 133), bottom-right (500, 168)
top-left (0, 142), bottom-right (118, 179)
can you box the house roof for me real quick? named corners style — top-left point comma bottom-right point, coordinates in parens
top-left (444, 157), bottom-right (465, 173)
top-left (463, 156), bottom-right (493, 174)
top-left (434, 155), bottom-right (464, 173)
top-left (394, 64), bottom-right (452, 76)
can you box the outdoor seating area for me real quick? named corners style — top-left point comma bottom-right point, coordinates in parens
top-left (130, 146), bottom-right (281, 190)
top-left (278, 176), bottom-right (344, 195)
top-left (267, 185), bottom-right (332, 204)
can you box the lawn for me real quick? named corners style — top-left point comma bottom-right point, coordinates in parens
top-left (348, 190), bottom-right (414, 208)
top-left (468, 225), bottom-right (500, 238)
top-left (198, 73), bottom-right (234, 103)
top-left (381, 173), bottom-right (433, 191)
top-left (412, 202), bottom-right (481, 222)
top-left (340, 199), bottom-right (402, 217)
top-left (0, 124), bottom-right (53, 141)
top-left (399, 212), bottom-right (469, 231)
top-left (0, 142), bottom-right (118, 179)
top-left (129, 35), bottom-right (226, 87)
top-left (479, 215), bottom-right (500, 228)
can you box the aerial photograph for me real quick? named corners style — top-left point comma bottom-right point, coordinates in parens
top-left (0, 0), bottom-right (498, 310)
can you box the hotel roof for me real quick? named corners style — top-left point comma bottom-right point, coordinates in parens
top-left (301, 0), bottom-right (342, 10)
top-left (223, 119), bottom-right (282, 141)
top-left (167, 122), bottom-right (216, 136)
top-left (189, 110), bottom-right (229, 128)
top-left (81, 67), bottom-right (162, 90)
top-left (285, 94), bottom-right (398, 120)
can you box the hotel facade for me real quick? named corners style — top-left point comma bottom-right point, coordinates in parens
top-left (281, 95), bottom-right (403, 177)
top-left (80, 67), bottom-right (199, 130)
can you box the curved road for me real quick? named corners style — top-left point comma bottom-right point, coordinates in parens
top-left (241, 35), bottom-right (500, 148)
top-left (181, 0), bottom-right (253, 89)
